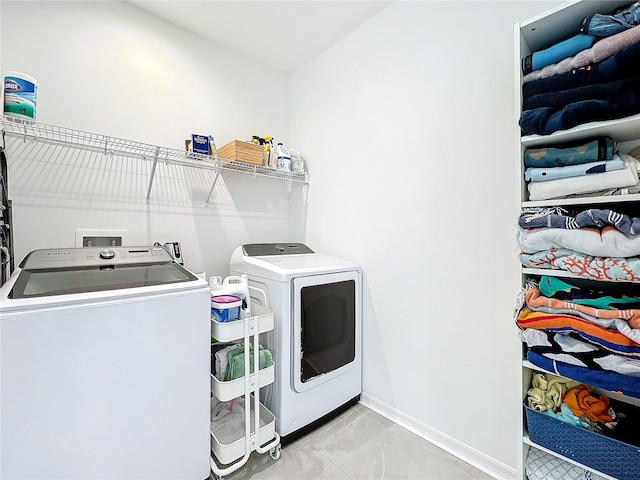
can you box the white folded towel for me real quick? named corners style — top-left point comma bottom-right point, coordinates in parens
top-left (528, 153), bottom-right (639, 201)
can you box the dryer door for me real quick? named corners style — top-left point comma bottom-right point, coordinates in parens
top-left (292, 270), bottom-right (360, 393)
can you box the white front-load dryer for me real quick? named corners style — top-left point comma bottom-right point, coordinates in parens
top-left (230, 243), bottom-right (362, 445)
top-left (0, 246), bottom-right (211, 480)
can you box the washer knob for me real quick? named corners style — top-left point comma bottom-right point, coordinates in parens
top-left (99, 249), bottom-right (116, 260)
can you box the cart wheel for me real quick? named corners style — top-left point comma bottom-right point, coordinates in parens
top-left (270, 444), bottom-right (281, 460)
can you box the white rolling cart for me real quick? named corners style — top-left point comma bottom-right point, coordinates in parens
top-left (209, 303), bottom-right (281, 480)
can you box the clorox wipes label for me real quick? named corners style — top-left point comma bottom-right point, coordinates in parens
top-left (3, 74), bottom-right (37, 120)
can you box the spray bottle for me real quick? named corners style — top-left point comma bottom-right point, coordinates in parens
top-left (263, 136), bottom-right (275, 169)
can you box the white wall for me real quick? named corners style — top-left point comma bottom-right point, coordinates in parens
top-left (1, 0), bottom-right (298, 277)
top-left (1, 0), bottom-right (569, 478)
top-left (289, 1), bottom-right (562, 478)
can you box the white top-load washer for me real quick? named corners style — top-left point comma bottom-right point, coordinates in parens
top-left (0, 246), bottom-right (211, 480)
top-left (230, 243), bottom-right (362, 445)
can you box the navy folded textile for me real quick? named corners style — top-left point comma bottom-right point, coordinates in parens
top-left (519, 207), bottom-right (640, 235)
top-left (520, 87), bottom-right (640, 135)
top-left (523, 39), bottom-right (640, 100)
top-left (524, 76), bottom-right (640, 110)
top-left (527, 350), bottom-right (640, 399)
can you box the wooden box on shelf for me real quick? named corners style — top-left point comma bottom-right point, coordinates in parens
top-left (218, 140), bottom-right (264, 166)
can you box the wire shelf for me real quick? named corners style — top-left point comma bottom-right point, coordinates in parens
top-left (0, 115), bottom-right (308, 203)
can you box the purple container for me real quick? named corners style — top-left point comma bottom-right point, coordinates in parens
top-left (211, 295), bottom-right (241, 323)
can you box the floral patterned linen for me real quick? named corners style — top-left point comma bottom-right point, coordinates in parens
top-left (520, 247), bottom-right (640, 282)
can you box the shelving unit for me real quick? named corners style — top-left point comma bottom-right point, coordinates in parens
top-left (516, 2), bottom-right (640, 479)
top-left (0, 144), bottom-right (13, 285)
top-left (209, 303), bottom-right (280, 480)
top-left (0, 115), bottom-right (308, 204)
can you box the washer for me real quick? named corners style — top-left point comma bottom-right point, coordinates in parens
top-left (0, 246), bottom-right (211, 480)
top-left (230, 243), bottom-right (362, 445)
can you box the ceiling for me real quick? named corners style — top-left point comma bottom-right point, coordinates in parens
top-left (129, 1), bottom-right (392, 74)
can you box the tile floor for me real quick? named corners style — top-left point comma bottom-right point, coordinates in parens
top-left (212, 403), bottom-right (496, 480)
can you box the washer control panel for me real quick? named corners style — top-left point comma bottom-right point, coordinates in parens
top-left (99, 249), bottom-right (116, 260)
top-left (20, 246), bottom-right (174, 270)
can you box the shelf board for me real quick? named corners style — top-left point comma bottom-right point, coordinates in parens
top-left (519, 79), bottom-right (640, 209)
top-left (522, 193), bottom-right (640, 208)
top-left (521, 114), bottom-right (640, 149)
top-left (521, 268), bottom-right (581, 280)
top-left (210, 304), bottom-right (274, 343)
top-left (522, 268), bottom-right (640, 286)
top-left (522, 360), bottom-right (640, 407)
top-left (210, 362), bottom-right (275, 401)
top-left (523, 435), bottom-right (617, 480)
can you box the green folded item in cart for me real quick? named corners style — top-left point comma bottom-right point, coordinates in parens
top-left (224, 345), bottom-right (273, 382)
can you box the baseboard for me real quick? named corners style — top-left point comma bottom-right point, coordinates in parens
top-left (359, 393), bottom-right (517, 480)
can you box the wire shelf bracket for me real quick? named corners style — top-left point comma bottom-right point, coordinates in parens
top-left (145, 146), bottom-right (161, 203)
top-left (205, 165), bottom-right (223, 205)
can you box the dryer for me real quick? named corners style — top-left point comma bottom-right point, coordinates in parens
top-left (230, 243), bottom-right (362, 445)
top-left (0, 246), bottom-right (211, 479)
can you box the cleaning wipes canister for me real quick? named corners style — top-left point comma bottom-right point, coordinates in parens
top-left (3, 71), bottom-right (37, 121)
top-left (211, 295), bottom-right (242, 323)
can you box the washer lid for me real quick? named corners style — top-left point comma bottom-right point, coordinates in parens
top-left (7, 247), bottom-right (199, 300)
top-left (230, 244), bottom-right (360, 281)
top-left (242, 243), bottom-right (315, 256)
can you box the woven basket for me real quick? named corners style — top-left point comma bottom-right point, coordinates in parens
top-left (525, 405), bottom-right (640, 480)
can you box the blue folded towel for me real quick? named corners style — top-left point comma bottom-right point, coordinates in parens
top-left (522, 34), bottom-right (596, 74)
top-left (525, 154), bottom-right (624, 182)
top-left (523, 137), bottom-right (614, 168)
